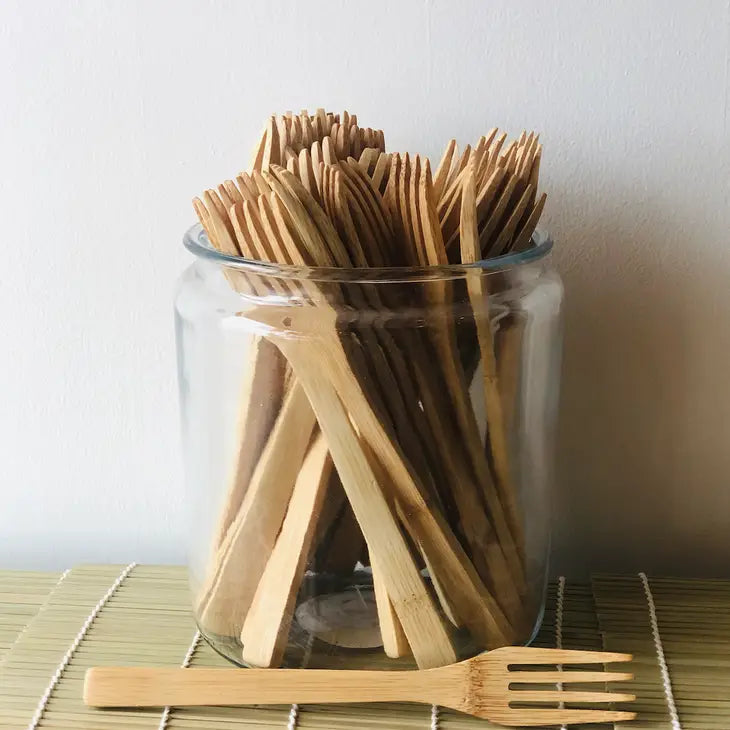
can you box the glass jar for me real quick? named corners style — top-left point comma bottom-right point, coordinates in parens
top-left (176, 224), bottom-right (563, 671)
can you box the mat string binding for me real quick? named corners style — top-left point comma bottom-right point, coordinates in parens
top-left (287, 631), bottom-right (315, 730)
top-left (26, 562), bottom-right (137, 730)
top-left (430, 702), bottom-right (440, 730)
top-left (639, 571), bottom-right (682, 730)
top-left (555, 575), bottom-right (567, 730)
top-left (157, 629), bottom-right (202, 730)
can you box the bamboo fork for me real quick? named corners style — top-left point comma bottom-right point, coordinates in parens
top-left (240, 431), bottom-right (332, 667)
top-left (85, 647), bottom-right (636, 727)
top-left (459, 159), bottom-right (524, 566)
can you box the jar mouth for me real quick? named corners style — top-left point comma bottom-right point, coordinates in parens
top-left (183, 223), bottom-right (553, 283)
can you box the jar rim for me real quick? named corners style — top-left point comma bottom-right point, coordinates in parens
top-left (183, 223), bottom-right (553, 282)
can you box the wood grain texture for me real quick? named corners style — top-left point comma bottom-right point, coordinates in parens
top-left (240, 431), bottom-right (332, 667)
top-left (460, 161), bottom-right (524, 559)
top-left (84, 646), bottom-right (635, 727)
top-left (197, 381), bottom-right (317, 637)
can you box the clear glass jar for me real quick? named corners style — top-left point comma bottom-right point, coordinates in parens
top-left (176, 224), bottom-right (563, 671)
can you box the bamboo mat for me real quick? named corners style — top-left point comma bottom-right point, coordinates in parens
top-left (592, 574), bottom-right (730, 730)
top-left (0, 566), bottom-right (724, 730)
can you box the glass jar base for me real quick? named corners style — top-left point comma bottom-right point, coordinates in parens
top-left (197, 573), bottom-right (488, 670)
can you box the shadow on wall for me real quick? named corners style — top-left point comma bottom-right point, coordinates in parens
top-left (549, 180), bottom-right (730, 578)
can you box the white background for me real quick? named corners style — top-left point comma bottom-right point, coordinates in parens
top-left (2, 0), bottom-right (729, 575)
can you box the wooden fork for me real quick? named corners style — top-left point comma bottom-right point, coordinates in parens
top-left (84, 647), bottom-right (635, 726)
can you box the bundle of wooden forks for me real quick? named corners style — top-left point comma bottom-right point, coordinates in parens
top-left (191, 109), bottom-right (548, 666)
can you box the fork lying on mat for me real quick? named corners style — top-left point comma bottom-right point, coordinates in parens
top-left (84, 646), bottom-right (636, 727)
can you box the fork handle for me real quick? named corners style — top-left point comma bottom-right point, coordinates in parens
top-left (84, 667), bottom-right (425, 708)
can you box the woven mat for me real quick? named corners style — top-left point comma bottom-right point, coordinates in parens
top-left (0, 566), bottom-right (724, 729)
top-left (593, 575), bottom-right (730, 730)
top-left (0, 571), bottom-right (61, 663)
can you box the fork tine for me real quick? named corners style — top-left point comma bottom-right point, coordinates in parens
top-left (513, 690), bottom-right (636, 704)
top-left (508, 671), bottom-right (634, 684)
top-left (503, 709), bottom-right (637, 726)
top-left (502, 647), bottom-right (633, 664)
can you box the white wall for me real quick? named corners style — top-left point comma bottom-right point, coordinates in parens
top-left (2, 0), bottom-right (729, 575)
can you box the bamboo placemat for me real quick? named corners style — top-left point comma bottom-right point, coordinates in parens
top-left (0, 566), bottom-right (725, 730)
top-left (593, 574), bottom-right (730, 730)
top-left (0, 567), bottom-right (600, 730)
